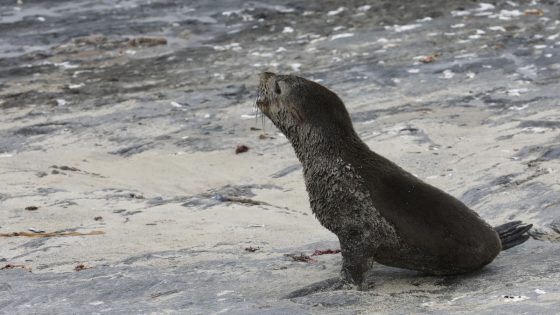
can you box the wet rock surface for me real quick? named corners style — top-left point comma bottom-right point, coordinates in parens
top-left (2, 241), bottom-right (559, 314)
top-left (1, 0), bottom-right (559, 313)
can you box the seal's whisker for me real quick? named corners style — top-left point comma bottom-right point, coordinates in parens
top-left (255, 86), bottom-right (266, 131)
top-left (261, 107), bottom-right (265, 131)
top-left (254, 91), bottom-right (259, 127)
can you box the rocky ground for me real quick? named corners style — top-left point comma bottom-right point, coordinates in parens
top-left (1, 0), bottom-right (559, 314)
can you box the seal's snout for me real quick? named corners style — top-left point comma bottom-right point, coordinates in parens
top-left (256, 72), bottom-right (275, 112)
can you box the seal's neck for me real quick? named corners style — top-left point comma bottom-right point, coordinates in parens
top-left (285, 124), bottom-right (368, 168)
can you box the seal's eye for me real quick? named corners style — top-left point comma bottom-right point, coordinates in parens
top-left (274, 82), bottom-right (282, 95)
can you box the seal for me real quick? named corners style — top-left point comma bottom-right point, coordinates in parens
top-left (255, 72), bottom-right (532, 297)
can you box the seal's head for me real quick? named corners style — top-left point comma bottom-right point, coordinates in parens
top-left (256, 72), bottom-right (355, 145)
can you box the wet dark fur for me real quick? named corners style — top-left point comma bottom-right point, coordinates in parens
top-left (256, 72), bottom-right (532, 287)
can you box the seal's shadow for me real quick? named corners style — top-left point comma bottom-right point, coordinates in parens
top-left (361, 263), bottom-right (494, 294)
top-left (284, 265), bottom-right (495, 300)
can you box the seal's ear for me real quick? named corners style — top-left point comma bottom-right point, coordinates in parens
top-left (274, 81), bottom-right (282, 95)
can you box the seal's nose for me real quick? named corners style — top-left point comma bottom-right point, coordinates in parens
top-left (259, 72), bottom-right (276, 82)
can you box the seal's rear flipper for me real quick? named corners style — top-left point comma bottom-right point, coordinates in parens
top-left (494, 221), bottom-right (533, 250)
top-left (283, 277), bottom-right (352, 299)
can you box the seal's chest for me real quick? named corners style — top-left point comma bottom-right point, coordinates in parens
top-left (303, 160), bottom-right (396, 239)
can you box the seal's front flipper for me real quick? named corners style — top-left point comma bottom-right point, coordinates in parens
top-left (283, 277), bottom-right (352, 299)
top-left (494, 221), bottom-right (533, 250)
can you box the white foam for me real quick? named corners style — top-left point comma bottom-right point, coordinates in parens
top-left (522, 127), bottom-right (547, 133)
top-left (327, 7), bottom-right (345, 16)
top-left (441, 70), bottom-right (455, 79)
top-left (506, 88), bottom-right (528, 96)
top-left (451, 10), bottom-right (470, 17)
top-left (55, 62), bottom-right (79, 69)
top-left (488, 26), bottom-right (506, 32)
top-left (497, 10), bottom-right (522, 20)
top-left (216, 290), bottom-right (234, 297)
top-left (68, 83), bottom-right (84, 89)
top-left (273, 5), bottom-right (294, 13)
top-left (535, 289), bottom-right (546, 295)
top-left (455, 53), bottom-right (477, 59)
top-left (509, 104), bottom-right (529, 110)
top-left (330, 33), bottom-right (354, 40)
top-left (357, 5), bottom-right (371, 12)
top-left (251, 51), bottom-right (274, 57)
top-left (391, 24), bottom-right (421, 32)
top-left (222, 10), bottom-right (240, 17)
top-left (477, 3), bottom-right (496, 11)
top-left (416, 17), bottom-right (432, 22)
top-left (282, 26), bottom-right (294, 33)
top-left (475, 11), bottom-right (493, 16)
top-left (291, 63), bottom-right (301, 71)
top-left (213, 43), bottom-right (241, 51)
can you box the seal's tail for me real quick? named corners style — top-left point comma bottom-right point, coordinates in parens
top-left (494, 221), bottom-right (533, 250)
